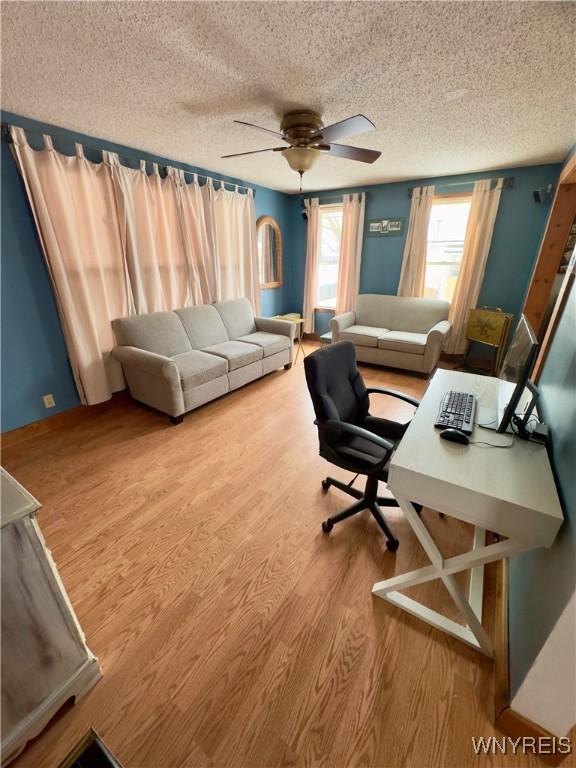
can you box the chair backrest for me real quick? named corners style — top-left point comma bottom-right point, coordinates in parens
top-left (356, 294), bottom-right (450, 333)
top-left (304, 341), bottom-right (369, 426)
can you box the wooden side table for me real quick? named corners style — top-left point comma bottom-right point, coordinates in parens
top-left (1, 468), bottom-right (102, 765)
top-left (273, 313), bottom-right (306, 364)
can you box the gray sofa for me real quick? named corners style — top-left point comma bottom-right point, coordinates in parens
top-left (112, 298), bottom-right (295, 422)
top-left (331, 294), bottom-right (451, 374)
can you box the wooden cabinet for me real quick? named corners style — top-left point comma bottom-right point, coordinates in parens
top-left (1, 468), bottom-right (101, 765)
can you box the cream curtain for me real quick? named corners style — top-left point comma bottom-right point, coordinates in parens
top-left (210, 182), bottom-right (260, 313)
top-left (10, 127), bottom-right (131, 404)
top-left (303, 198), bottom-right (320, 333)
top-left (111, 160), bottom-right (197, 312)
top-left (171, 168), bottom-right (218, 305)
top-left (446, 178), bottom-right (504, 354)
top-left (397, 185), bottom-right (435, 297)
top-left (10, 127), bottom-right (258, 404)
top-left (111, 162), bottom-right (216, 311)
top-left (336, 192), bottom-right (365, 314)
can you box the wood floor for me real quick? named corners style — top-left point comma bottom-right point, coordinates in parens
top-left (3, 346), bottom-right (540, 768)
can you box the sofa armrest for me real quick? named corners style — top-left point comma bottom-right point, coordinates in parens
top-left (255, 316), bottom-right (296, 341)
top-left (112, 346), bottom-right (179, 382)
top-left (427, 320), bottom-right (452, 349)
top-left (423, 320), bottom-right (452, 372)
top-left (330, 311), bottom-right (356, 341)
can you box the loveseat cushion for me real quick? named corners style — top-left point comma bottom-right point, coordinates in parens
top-left (175, 305), bottom-right (229, 349)
top-left (171, 350), bottom-right (228, 391)
top-left (377, 331), bottom-right (428, 355)
top-left (202, 340), bottom-right (263, 371)
top-left (214, 298), bottom-right (257, 339)
top-left (237, 332), bottom-right (291, 357)
top-left (112, 312), bottom-right (192, 357)
top-left (339, 325), bottom-right (388, 347)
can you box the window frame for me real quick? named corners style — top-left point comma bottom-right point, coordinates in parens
top-left (424, 192), bottom-right (472, 302)
top-left (315, 202), bottom-right (344, 310)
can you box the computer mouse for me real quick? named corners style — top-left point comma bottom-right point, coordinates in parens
top-left (440, 428), bottom-right (470, 445)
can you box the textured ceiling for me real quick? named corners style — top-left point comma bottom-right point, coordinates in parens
top-left (1, 1), bottom-right (575, 193)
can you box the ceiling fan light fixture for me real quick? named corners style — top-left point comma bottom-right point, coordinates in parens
top-left (281, 147), bottom-right (320, 174)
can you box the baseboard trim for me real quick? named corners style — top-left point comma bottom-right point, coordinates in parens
top-left (495, 709), bottom-right (571, 766)
top-left (1, 392), bottom-right (132, 448)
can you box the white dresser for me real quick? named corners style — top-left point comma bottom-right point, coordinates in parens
top-left (1, 468), bottom-right (102, 765)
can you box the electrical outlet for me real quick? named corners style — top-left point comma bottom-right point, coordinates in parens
top-left (42, 394), bottom-right (56, 409)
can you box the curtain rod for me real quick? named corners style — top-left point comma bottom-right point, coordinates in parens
top-left (301, 192), bottom-right (368, 203)
top-left (1, 122), bottom-right (255, 195)
top-left (407, 176), bottom-right (514, 197)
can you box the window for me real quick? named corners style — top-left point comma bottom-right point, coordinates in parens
top-left (316, 204), bottom-right (343, 308)
top-left (424, 196), bottom-right (472, 302)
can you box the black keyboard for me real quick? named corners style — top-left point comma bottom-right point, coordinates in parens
top-left (435, 390), bottom-right (476, 435)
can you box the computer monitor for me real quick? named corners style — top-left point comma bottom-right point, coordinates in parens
top-left (495, 315), bottom-right (539, 434)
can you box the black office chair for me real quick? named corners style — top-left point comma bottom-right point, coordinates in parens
top-left (304, 340), bottom-right (421, 551)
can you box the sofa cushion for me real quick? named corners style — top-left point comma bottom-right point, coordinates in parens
top-left (175, 305), bottom-right (229, 349)
top-left (355, 295), bottom-right (396, 329)
top-left (112, 312), bottom-right (191, 357)
top-left (214, 298), bottom-right (257, 339)
top-left (377, 331), bottom-right (428, 355)
top-left (340, 325), bottom-right (389, 347)
top-left (237, 332), bottom-right (291, 357)
top-left (202, 340), bottom-right (263, 371)
top-left (171, 350), bottom-right (228, 391)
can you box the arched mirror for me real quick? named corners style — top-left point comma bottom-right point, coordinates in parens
top-left (256, 216), bottom-right (282, 288)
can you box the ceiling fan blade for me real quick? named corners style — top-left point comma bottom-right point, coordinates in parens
top-left (233, 120), bottom-right (285, 139)
top-left (327, 143), bottom-right (381, 164)
top-left (221, 147), bottom-right (286, 159)
top-left (319, 114), bottom-right (376, 144)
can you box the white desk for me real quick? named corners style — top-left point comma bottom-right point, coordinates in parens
top-left (372, 369), bottom-right (564, 656)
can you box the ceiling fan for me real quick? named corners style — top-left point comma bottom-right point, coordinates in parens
top-left (221, 110), bottom-right (381, 188)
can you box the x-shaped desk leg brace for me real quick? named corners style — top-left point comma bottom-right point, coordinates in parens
top-left (372, 498), bottom-right (531, 656)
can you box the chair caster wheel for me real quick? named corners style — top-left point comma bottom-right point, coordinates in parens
top-left (322, 520), bottom-right (333, 534)
top-left (321, 479), bottom-right (331, 492)
top-left (386, 538), bottom-right (399, 552)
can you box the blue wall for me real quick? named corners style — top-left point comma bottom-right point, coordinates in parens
top-left (1, 139), bottom-right (81, 428)
top-left (509, 277), bottom-right (576, 697)
top-left (284, 166), bottom-right (561, 337)
top-left (1, 111), bottom-right (292, 432)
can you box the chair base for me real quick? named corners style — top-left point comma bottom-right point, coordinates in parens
top-left (321, 475), bottom-right (400, 551)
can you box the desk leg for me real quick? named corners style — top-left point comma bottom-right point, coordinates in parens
top-left (372, 499), bottom-right (531, 656)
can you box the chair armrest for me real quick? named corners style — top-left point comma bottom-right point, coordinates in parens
top-left (330, 311), bottom-right (356, 341)
top-left (366, 387), bottom-right (420, 409)
top-left (321, 419), bottom-right (395, 452)
top-left (112, 346), bottom-right (178, 381)
top-left (255, 316), bottom-right (296, 341)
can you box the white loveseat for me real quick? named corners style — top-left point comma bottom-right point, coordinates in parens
top-left (331, 294), bottom-right (451, 374)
